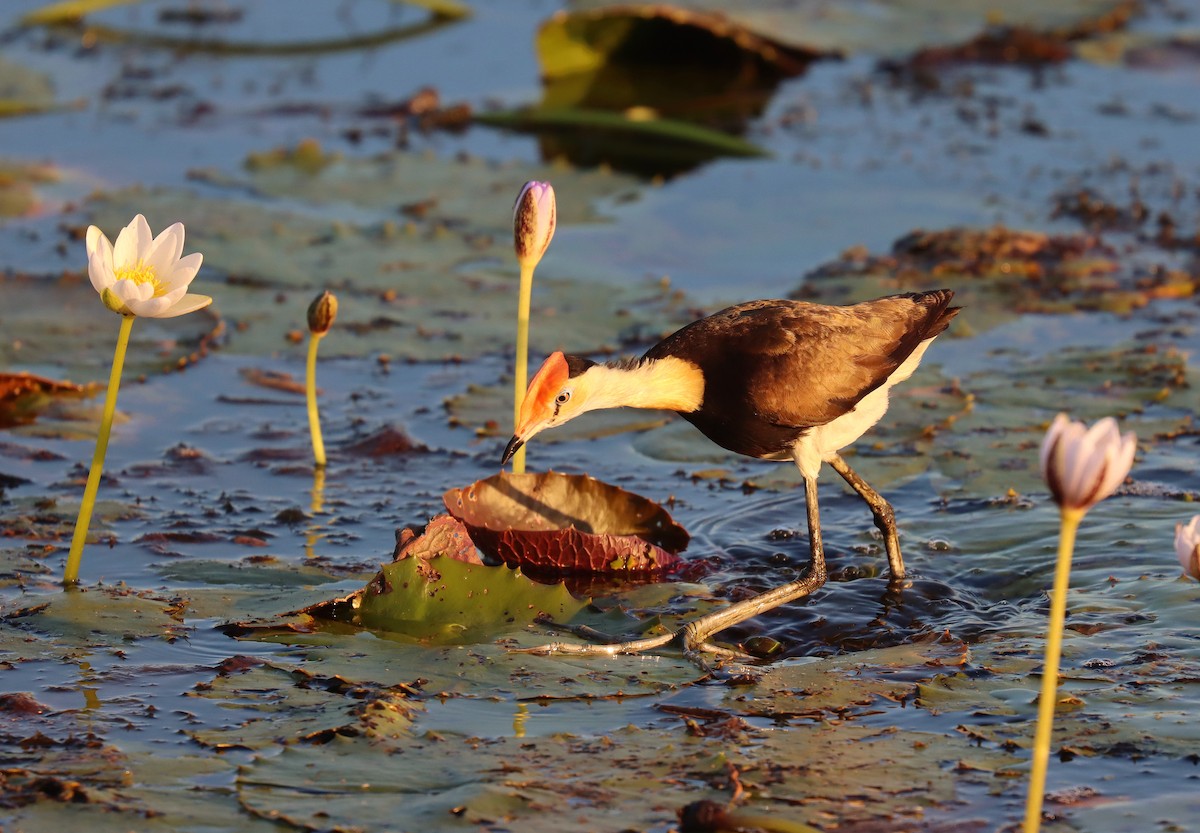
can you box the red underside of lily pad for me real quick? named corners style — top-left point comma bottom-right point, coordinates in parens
top-left (443, 471), bottom-right (689, 575)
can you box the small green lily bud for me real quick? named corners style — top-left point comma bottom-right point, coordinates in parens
top-left (307, 290), bottom-right (338, 336)
top-left (513, 180), bottom-right (556, 270)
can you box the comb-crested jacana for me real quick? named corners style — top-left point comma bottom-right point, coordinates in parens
top-left (503, 290), bottom-right (959, 657)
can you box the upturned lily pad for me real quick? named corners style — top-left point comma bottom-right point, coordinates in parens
top-left (0, 372), bottom-right (99, 428)
top-left (519, 5), bottom-right (805, 174)
top-left (443, 471), bottom-right (688, 574)
top-left (563, 0), bottom-right (1138, 59)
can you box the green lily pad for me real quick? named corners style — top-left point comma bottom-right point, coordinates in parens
top-left (0, 272), bottom-right (223, 386)
top-left (23, 0), bottom-right (471, 55)
top-left (0, 160), bottom-right (59, 216)
top-left (5, 584), bottom-right (185, 646)
top-left (86, 167), bottom-right (696, 363)
top-left (0, 58), bottom-right (57, 120)
top-left (187, 659), bottom-right (420, 750)
top-left (477, 107), bottom-right (767, 177)
top-left (351, 555), bottom-right (588, 642)
top-left (232, 692), bottom-right (1019, 832)
top-left (916, 628), bottom-right (1200, 759)
top-left (0, 495), bottom-right (138, 551)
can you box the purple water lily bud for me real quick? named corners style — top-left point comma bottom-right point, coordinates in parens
top-left (1175, 515), bottom-right (1200, 580)
top-left (1039, 413), bottom-right (1136, 514)
top-left (513, 180), bottom-right (556, 270)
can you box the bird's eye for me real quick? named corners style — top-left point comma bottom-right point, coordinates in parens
top-left (555, 391), bottom-right (571, 405)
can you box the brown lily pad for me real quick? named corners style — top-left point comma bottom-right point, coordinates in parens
top-left (443, 471), bottom-right (688, 574)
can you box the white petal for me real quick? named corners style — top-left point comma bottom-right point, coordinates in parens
top-left (113, 215), bottom-right (149, 267)
top-left (85, 225), bottom-right (107, 261)
top-left (1175, 518), bottom-right (1195, 567)
top-left (112, 277), bottom-right (151, 303)
top-left (1176, 515), bottom-right (1200, 577)
top-left (130, 296), bottom-right (172, 317)
top-left (1058, 423), bottom-right (1094, 506)
top-left (157, 284), bottom-right (187, 308)
top-left (1095, 431), bottom-right (1136, 502)
top-left (143, 222), bottom-right (184, 277)
top-left (164, 252), bottom-right (203, 290)
top-left (156, 293), bottom-right (213, 318)
top-left (88, 246), bottom-right (114, 293)
top-left (1072, 438), bottom-right (1109, 506)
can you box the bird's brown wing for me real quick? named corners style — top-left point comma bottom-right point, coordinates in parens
top-left (648, 294), bottom-right (957, 431)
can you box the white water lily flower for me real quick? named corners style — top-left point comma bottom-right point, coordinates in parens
top-left (1039, 413), bottom-right (1136, 513)
top-left (1174, 515), bottom-right (1200, 580)
top-left (86, 214), bottom-right (210, 318)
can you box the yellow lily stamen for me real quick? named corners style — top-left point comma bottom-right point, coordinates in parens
top-left (114, 260), bottom-right (167, 296)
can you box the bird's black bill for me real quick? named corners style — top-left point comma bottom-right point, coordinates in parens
top-left (501, 435), bottom-right (524, 466)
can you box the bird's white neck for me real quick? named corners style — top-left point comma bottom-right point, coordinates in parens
top-left (578, 357), bottom-right (704, 414)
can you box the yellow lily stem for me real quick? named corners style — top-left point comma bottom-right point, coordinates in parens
top-left (1022, 507), bottom-right (1083, 833)
top-left (512, 262), bottom-right (534, 474)
top-left (306, 332), bottom-right (326, 468)
top-left (63, 314), bottom-right (135, 586)
top-left (305, 466), bottom-right (325, 560)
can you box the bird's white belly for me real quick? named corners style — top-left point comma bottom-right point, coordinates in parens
top-left (790, 336), bottom-right (936, 480)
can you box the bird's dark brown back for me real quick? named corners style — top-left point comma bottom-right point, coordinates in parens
top-left (644, 290), bottom-right (959, 458)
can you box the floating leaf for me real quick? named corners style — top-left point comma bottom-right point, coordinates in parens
top-left (0, 59), bottom-right (57, 122)
top-left (0, 160), bottom-right (58, 216)
top-left (444, 471), bottom-right (688, 574)
top-left (352, 555), bottom-right (587, 641)
top-left (23, 0), bottom-right (472, 55)
top-left (476, 106), bottom-right (767, 177)
top-left (231, 696), bottom-right (1018, 832)
top-left (85, 175), bottom-right (695, 364)
top-left (0, 272), bottom-right (223, 384)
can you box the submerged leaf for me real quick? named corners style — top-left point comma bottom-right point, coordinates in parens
top-left (444, 471), bottom-right (688, 574)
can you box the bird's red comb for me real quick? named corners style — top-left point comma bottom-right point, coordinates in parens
top-left (524, 351), bottom-right (569, 411)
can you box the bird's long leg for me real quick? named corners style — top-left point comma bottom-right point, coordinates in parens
top-left (516, 475), bottom-right (828, 661)
top-left (826, 452), bottom-right (905, 580)
top-left (676, 473), bottom-right (827, 654)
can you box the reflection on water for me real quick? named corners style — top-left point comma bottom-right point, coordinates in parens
top-left (3, 0), bottom-right (1200, 828)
